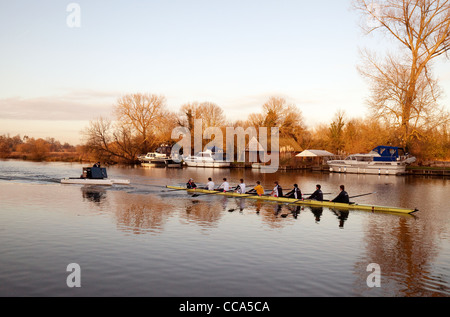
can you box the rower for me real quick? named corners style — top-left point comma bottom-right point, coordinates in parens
top-left (285, 184), bottom-right (302, 200)
top-left (270, 181), bottom-right (283, 197)
top-left (218, 178), bottom-right (230, 192)
top-left (186, 178), bottom-right (197, 189)
top-left (235, 179), bottom-right (246, 194)
top-left (206, 177), bottom-right (215, 191)
top-left (331, 185), bottom-right (349, 203)
top-left (247, 181), bottom-right (265, 196)
top-left (308, 184), bottom-right (323, 201)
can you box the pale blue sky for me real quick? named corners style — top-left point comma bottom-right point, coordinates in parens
top-left (1, 0), bottom-right (449, 144)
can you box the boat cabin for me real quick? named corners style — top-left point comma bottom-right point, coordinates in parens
top-left (82, 167), bottom-right (108, 179)
top-left (370, 146), bottom-right (406, 162)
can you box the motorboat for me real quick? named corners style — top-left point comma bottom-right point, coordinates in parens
top-left (138, 152), bottom-right (168, 162)
top-left (184, 150), bottom-right (231, 168)
top-left (61, 167), bottom-right (130, 185)
top-left (327, 146), bottom-right (416, 175)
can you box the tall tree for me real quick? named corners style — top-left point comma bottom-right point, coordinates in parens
top-left (355, 0), bottom-right (450, 147)
top-left (114, 93), bottom-right (168, 152)
top-left (247, 96), bottom-right (307, 146)
top-left (328, 110), bottom-right (346, 154)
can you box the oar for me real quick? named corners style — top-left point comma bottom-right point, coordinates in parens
top-left (348, 192), bottom-right (377, 199)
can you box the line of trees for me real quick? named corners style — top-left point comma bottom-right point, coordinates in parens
top-left (1, 92), bottom-right (449, 163)
top-left (0, 135), bottom-right (79, 161)
top-left (79, 92), bottom-right (450, 164)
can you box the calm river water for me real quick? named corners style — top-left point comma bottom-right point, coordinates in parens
top-left (0, 159), bottom-right (449, 297)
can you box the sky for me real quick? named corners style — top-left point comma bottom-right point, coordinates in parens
top-left (1, 0), bottom-right (450, 145)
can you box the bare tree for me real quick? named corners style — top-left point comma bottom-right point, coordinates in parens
top-left (114, 93), bottom-right (168, 152)
top-left (177, 101), bottom-right (226, 130)
top-left (82, 117), bottom-right (140, 163)
top-left (354, 0), bottom-right (450, 146)
top-left (247, 96), bottom-right (307, 145)
top-left (359, 52), bottom-right (449, 139)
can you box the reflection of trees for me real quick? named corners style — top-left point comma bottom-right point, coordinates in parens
top-left (113, 192), bottom-right (175, 235)
top-left (180, 200), bottom-right (224, 229)
top-left (354, 215), bottom-right (446, 296)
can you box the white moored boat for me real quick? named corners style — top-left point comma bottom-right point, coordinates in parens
top-left (61, 167), bottom-right (130, 186)
top-left (184, 150), bottom-right (231, 168)
top-left (327, 146), bottom-right (416, 175)
top-left (138, 152), bottom-right (168, 162)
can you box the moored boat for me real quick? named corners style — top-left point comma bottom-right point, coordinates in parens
top-left (138, 152), bottom-right (168, 162)
top-left (61, 167), bottom-right (130, 186)
top-left (327, 146), bottom-right (416, 175)
top-left (184, 150), bottom-right (231, 168)
top-left (165, 186), bottom-right (418, 215)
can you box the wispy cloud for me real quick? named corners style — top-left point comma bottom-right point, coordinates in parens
top-left (0, 90), bottom-right (117, 120)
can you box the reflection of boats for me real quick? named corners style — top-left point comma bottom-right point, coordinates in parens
top-left (61, 167), bottom-right (130, 186)
top-left (327, 146), bottom-right (416, 175)
top-left (184, 150), bottom-right (231, 168)
top-left (81, 186), bottom-right (107, 203)
top-left (166, 186), bottom-right (418, 215)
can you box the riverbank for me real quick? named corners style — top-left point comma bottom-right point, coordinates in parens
top-left (5, 151), bottom-right (87, 162)
top-left (3, 154), bottom-right (450, 178)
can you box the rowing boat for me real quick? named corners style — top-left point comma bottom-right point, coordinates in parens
top-left (166, 186), bottom-right (418, 215)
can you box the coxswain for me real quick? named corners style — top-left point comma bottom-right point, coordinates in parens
top-left (186, 178), bottom-right (197, 189)
top-left (206, 177), bottom-right (215, 191)
top-left (285, 184), bottom-right (302, 200)
top-left (308, 184), bottom-right (323, 201)
top-left (218, 178), bottom-right (230, 192)
top-left (247, 181), bottom-right (265, 196)
top-left (270, 181), bottom-right (283, 197)
top-left (235, 179), bottom-right (246, 194)
top-left (331, 185), bottom-right (349, 203)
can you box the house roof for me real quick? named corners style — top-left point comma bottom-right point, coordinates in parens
top-left (296, 150), bottom-right (335, 157)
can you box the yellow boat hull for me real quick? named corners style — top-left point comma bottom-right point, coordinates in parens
top-left (166, 186), bottom-right (418, 215)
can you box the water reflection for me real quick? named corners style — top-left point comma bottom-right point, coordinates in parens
top-left (1, 160), bottom-right (449, 296)
top-left (81, 186), bottom-right (107, 204)
top-left (330, 209), bottom-right (349, 229)
top-left (311, 207), bottom-right (323, 223)
top-left (111, 192), bottom-right (176, 235)
top-left (182, 199), bottom-right (224, 227)
top-left (355, 214), bottom-right (450, 296)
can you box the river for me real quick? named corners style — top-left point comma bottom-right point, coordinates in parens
top-left (0, 159), bottom-right (449, 297)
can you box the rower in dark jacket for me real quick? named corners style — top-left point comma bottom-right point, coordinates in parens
top-left (331, 185), bottom-right (349, 203)
top-left (285, 184), bottom-right (302, 199)
top-left (271, 181), bottom-right (283, 197)
top-left (186, 178), bottom-right (197, 189)
top-left (308, 184), bottom-right (323, 201)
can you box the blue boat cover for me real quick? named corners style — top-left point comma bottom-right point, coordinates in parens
top-left (372, 146), bottom-right (405, 162)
